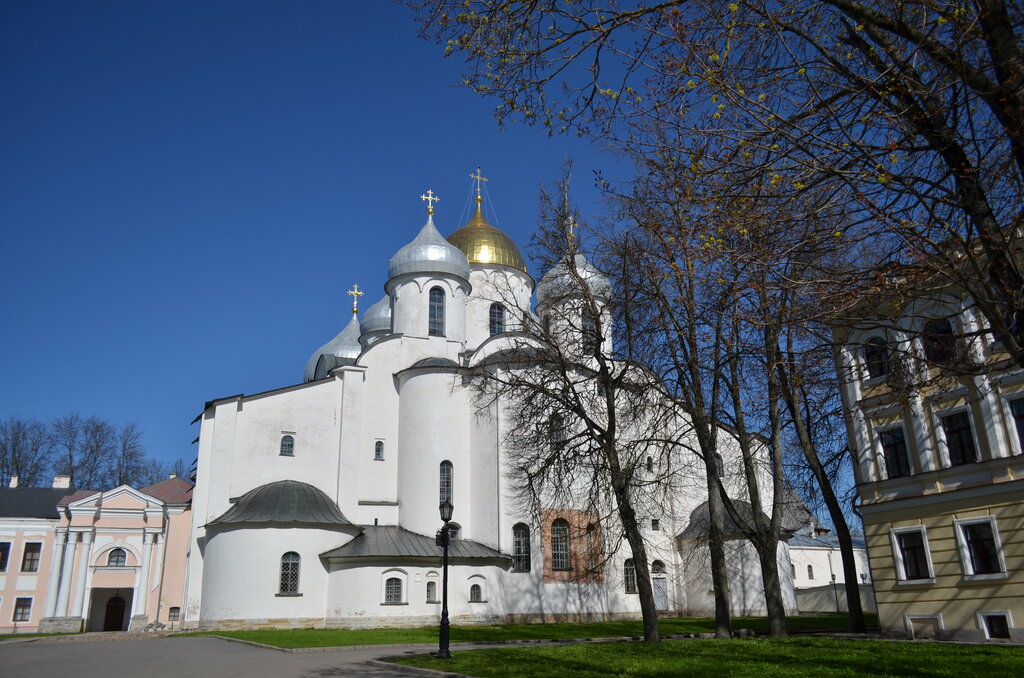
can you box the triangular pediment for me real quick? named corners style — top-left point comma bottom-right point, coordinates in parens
top-left (68, 484), bottom-right (163, 511)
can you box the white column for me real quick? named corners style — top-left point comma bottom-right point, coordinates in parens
top-left (151, 533), bottom-right (166, 586)
top-left (132, 533), bottom-right (155, 619)
top-left (908, 393), bottom-right (936, 472)
top-left (55, 534), bottom-right (78, 617)
top-left (70, 532), bottom-right (93, 617)
top-left (43, 529), bottom-right (69, 617)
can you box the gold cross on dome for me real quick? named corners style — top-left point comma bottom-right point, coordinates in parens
top-left (420, 189), bottom-right (440, 215)
top-left (469, 166), bottom-right (489, 201)
top-left (347, 284), bottom-right (364, 314)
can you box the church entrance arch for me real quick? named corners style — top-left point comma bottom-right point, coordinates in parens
top-left (86, 588), bottom-right (134, 632)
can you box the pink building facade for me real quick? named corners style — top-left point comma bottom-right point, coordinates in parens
top-left (0, 475), bottom-right (191, 634)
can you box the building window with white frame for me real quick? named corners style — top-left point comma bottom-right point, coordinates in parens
top-left (374, 440), bottom-right (384, 461)
top-left (428, 287), bottom-right (445, 337)
top-left (489, 303), bottom-right (505, 335)
top-left (956, 518), bottom-right (1005, 577)
top-left (941, 411), bottom-right (978, 466)
top-left (512, 523), bottom-right (531, 573)
top-left (551, 518), bottom-right (570, 570)
top-left (279, 552), bottom-right (300, 594)
top-left (384, 577), bottom-right (403, 604)
top-left (981, 612), bottom-right (1011, 639)
top-left (280, 435), bottom-right (295, 457)
top-left (624, 559), bottom-right (637, 593)
top-left (892, 528), bottom-right (932, 581)
top-left (20, 543), bottom-right (41, 572)
top-left (864, 336), bottom-right (890, 379)
top-left (12, 597), bottom-right (32, 622)
top-left (879, 427), bottom-right (912, 478)
top-left (107, 548), bottom-right (127, 567)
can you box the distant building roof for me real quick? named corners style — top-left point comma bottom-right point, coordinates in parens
top-left (206, 480), bottom-right (352, 528)
top-left (0, 487), bottom-right (80, 518)
top-left (787, 533), bottom-right (867, 550)
top-left (677, 498), bottom-right (809, 541)
top-left (57, 489), bottom-right (98, 507)
top-left (140, 477), bottom-right (193, 505)
top-left (321, 525), bottom-right (510, 562)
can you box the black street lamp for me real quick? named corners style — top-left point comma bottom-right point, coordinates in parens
top-left (435, 499), bottom-right (454, 659)
top-left (831, 573), bottom-right (840, 613)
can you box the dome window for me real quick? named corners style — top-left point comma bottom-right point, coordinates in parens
top-left (582, 308), bottom-right (600, 355)
top-left (429, 287), bottom-right (446, 337)
top-left (439, 460), bottom-right (453, 504)
top-left (489, 303), bottom-right (506, 336)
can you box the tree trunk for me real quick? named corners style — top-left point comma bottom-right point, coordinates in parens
top-left (706, 477), bottom-right (733, 638)
top-left (610, 466), bottom-right (661, 642)
top-left (754, 535), bottom-right (789, 637)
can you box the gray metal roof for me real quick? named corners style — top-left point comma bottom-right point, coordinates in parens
top-left (536, 253), bottom-right (612, 306)
top-left (207, 480), bottom-right (353, 529)
top-left (677, 499), bottom-right (806, 541)
top-left (409, 357), bottom-right (461, 370)
top-left (321, 525), bottom-right (510, 561)
top-left (305, 313), bottom-right (362, 382)
top-left (359, 296), bottom-right (392, 336)
top-left (0, 487), bottom-right (78, 519)
top-left (388, 216), bottom-right (471, 281)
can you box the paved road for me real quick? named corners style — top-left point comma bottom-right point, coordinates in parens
top-left (0, 635), bottom-right (447, 678)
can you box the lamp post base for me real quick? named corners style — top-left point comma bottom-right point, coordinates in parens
top-left (432, 649), bottom-right (453, 659)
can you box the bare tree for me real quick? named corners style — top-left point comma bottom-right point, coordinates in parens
top-left (410, 0), bottom-right (1024, 367)
top-left (50, 413), bottom-right (161, 489)
top-left (471, 173), bottom-right (691, 642)
top-left (0, 416), bottom-right (53, 487)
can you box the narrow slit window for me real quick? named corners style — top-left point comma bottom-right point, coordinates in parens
top-left (439, 460), bottom-right (453, 504)
top-left (428, 287), bottom-right (445, 337)
top-left (374, 441), bottom-right (384, 461)
top-left (489, 303), bottom-right (506, 335)
top-left (512, 523), bottom-right (531, 573)
top-left (624, 559), bottom-right (637, 593)
top-left (551, 519), bottom-right (570, 570)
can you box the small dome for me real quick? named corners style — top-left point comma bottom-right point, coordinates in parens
top-left (447, 203), bottom-right (527, 272)
top-left (304, 313), bottom-right (361, 382)
top-left (388, 216), bottom-right (471, 281)
top-left (359, 296), bottom-right (392, 336)
top-left (206, 480), bottom-right (352, 528)
top-left (536, 253), bottom-right (611, 306)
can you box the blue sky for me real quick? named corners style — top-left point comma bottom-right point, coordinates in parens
top-left (0, 1), bottom-right (619, 469)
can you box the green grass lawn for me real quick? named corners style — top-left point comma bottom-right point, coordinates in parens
top-left (174, 613), bottom-right (875, 649)
top-left (392, 637), bottom-right (1024, 678)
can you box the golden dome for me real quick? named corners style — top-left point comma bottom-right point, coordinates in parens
top-left (447, 202), bottom-right (527, 272)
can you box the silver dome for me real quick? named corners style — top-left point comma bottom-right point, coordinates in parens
top-left (388, 216), bottom-right (471, 281)
top-left (359, 295), bottom-right (392, 336)
top-left (304, 313), bottom-right (361, 382)
top-left (536, 253), bottom-right (612, 306)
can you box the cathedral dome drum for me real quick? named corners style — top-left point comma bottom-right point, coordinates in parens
top-left (359, 295), bottom-right (392, 336)
top-left (536, 253), bottom-right (612, 307)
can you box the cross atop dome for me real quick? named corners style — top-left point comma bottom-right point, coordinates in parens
top-left (469, 166), bottom-right (488, 204)
top-left (420, 189), bottom-right (440, 216)
top-left (347, 284), bottom-right (364, 315)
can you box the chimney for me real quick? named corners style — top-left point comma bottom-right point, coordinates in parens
top-left (52, 474), bottom-right (71, 489)
top-left (8, 475), bottom-right (18, 488)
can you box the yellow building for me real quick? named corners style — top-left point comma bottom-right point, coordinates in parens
top-left (834, 285), bottom-right (1023, 641)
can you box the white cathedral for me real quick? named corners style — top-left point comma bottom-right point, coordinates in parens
top-left (183, 179), bottom-right (797, 629)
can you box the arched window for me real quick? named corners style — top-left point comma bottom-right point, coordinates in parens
top-left (807, 564), bottom-right (814, 580)
top-left (582, 308), bottom-right (600, 354)
top-left (646, 456), bottom-right (654, 473)
top-left (624, 559), bottom-right (637, 593)
top-left (864, 336), bottom-right (890, 378)
top-left (549, 414), bottom-right (567, 451)
top-left (107, 548), bottom-right (126, 567)
top-left (923, 318), bottom-right (957, 363)
top-left (439, 460), bottom-right (453, 504)
top-left (586, 523), bottom-right (598, 570)
top-left (551, 518), bottom-right (570, 570)
top-left (651, 560), bottom-right (666, 575)
top-left (489, 303), bottom-right (506, 335)
top-left (512, 523), bottom-right (531, 572)
top-left (426, 581), bottom-right (437, 602)
top-left (384, 577), bottom-right (402, 604)
top-left (428, 287), bottom-right (445, 337)
top-left (374, 441), bottom-right (384, 461)
top-left (469, 583), bottom-right (482, 602)
top-left (280, 435), bottom-right (295, 457)
top-left (280, 552), bottom-right (300, 594)
top-left (791, 563), bottom-right (796, 579)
